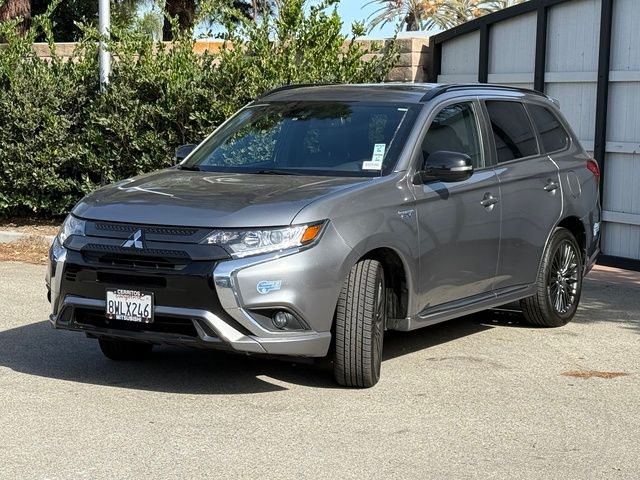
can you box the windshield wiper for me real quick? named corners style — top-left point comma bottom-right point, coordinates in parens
top-left (177, 164), bottom-right (201, 171)
top-left (253, 169), bottom-right (303, 176)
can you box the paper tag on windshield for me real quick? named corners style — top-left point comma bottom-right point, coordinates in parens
top-left (362, 143), bottom-right (386, 170)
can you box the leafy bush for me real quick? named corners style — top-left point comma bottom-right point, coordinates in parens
top-left (0, 0), bottom-right (397, 218)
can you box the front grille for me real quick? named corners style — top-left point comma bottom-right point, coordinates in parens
top-left (65, 265), bottom-right (81, 282)
top-left (94, 222), bottom-right (198, 237)
top-left (84, 243), bottom-right (189, 258)
top-left (96, 271), bottom-right (167, 288)
top-left (83, 249), bottom-right (189, 271)
top-left (59, 250), bottom-right (236, 334)
top-left (75, 308), bottom-right (200, 338)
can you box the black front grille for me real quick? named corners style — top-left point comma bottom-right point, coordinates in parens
top-left (60, 250), bottom-right (234, 327)
top-left (65, 265), bottom-right (81, 282)
top-left (83, 245), bottom-right (189, 271)
top-left (94, 222), bottom-right (198, 237)
top-left (84, 243), bottom-right (189, 257)
top-left (75, 308), bottom-right (200, 338)
top-left (84, 252), bottom-right (187, 271)
top-left (96, 271), bottom-right (167, 288)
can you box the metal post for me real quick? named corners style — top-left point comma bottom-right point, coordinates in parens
top-left (98, 0), bottom-right (111, 91)
top-left (594, 0), bottom-right (614, 195)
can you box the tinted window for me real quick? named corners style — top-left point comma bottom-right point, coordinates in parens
top-left (527, 104), bottom-right (569, 153)
top-left (422, 102), bottom-right (484, 168)
top-left (486, 101), bottom-right (539, 162)
top-left (184, 102), bottom-right (418, 177)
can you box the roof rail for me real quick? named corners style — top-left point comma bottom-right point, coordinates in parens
top-left (420, 84), bottom-right (548, 102)
top-left (258, 83), bottom-right (335, 99)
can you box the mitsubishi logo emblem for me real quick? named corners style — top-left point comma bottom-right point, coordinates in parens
top-left (122, 229), bottom-right (144, 249)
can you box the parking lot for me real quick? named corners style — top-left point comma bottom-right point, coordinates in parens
top-left (0, 261), bottom-right (638, 479)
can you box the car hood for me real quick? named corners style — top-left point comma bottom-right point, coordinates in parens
top-left (73, 169), bottom-right (370, 228)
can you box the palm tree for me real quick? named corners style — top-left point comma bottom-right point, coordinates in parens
top-left (367, 0), bottom-right (430, 32)
top-left (424, 0), bottom-right (526, 30)
top-left (367, 0), bottom-right (526, 33)
top-left (162, 0), bottom-right (197, 40)
top-left (162, 0), bottom-right (276, 40)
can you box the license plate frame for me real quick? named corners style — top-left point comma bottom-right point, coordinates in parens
top-left (105, 289), bottom-right (154, 323)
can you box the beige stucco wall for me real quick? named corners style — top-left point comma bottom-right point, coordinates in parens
top-left (27, 37), bottom-right (431, 83)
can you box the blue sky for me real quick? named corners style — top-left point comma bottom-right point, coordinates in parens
top-left (336, 1), bottom-right (397, 38)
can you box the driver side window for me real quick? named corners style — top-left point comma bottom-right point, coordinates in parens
top-left (422, 102), bottom-right (484, 169)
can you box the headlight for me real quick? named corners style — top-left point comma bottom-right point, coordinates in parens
top-left (57, 215), bottom-right (85, 245)
top-left (203, 222), bottom-right (326, 258)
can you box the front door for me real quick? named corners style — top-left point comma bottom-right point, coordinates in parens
top-left (413, 101), bottom-right (501, 312)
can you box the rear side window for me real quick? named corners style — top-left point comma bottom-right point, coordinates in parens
top-left (527, 104), bottom-right (570, 153)
top-left (485, 101), bottom-right (539, 163)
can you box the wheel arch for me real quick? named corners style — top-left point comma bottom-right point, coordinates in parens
top-left (358, 247), bottom-right (410, 323)
top-left (557, 216), bottom-right (587, 261)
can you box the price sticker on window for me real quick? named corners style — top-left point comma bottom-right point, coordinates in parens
top-left (362, 143), bottom-right (386, 170)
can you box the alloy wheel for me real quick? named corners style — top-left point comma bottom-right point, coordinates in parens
top-left (548, 240), bottom-right (580, 315)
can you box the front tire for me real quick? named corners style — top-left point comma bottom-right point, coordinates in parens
top-left (98, 338), bottom-right (154, 361)
top-left (520, 228), bottom-right (583, 327)
top-left (334, 259), bottom-right (386, 388)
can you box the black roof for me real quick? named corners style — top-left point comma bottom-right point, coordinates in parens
top-left (259, 83), bottom-right (548, 104)
top-left (259, 83), bottom-right (436, 103)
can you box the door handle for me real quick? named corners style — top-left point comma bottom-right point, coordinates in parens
top-left (480, 193), bottom-right (499, 208)
top-left (544, 180), bottom-right (559, 192)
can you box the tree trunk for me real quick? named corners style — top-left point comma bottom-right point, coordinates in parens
top-left (405, 12), bottom-right (419, 31)
top-left (162, 0), bottom-right (197, 41)
top-left (0, 0), bottom-right (30, 36)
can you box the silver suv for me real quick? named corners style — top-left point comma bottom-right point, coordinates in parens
top-left (47, 84), bottom-right (601, 387)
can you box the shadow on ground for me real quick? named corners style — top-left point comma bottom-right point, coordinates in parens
top-left (0, 270), bottom-right (637, 394)
top-left (0, 314), bottom-right (495, 395)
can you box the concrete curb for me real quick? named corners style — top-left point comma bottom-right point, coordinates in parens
top-left (0, 230), bottom-right (55, 244)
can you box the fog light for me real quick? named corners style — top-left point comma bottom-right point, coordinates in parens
top-left (272, 311), bottom-right (293, 329)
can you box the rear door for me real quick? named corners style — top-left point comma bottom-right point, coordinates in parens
top-left (482, 99), bottom-right (563, 291)
top-left (412, 100), bottom-right (501, 311)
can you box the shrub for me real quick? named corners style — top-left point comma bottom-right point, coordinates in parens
top-left (0, 0), bottom-right (397, 218)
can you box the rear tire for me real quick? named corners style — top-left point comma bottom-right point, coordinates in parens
top-left (98, 338), bottom-right (154, 361)
top-left (334, 259), bottom-right (386, 388)
top-left (520, 228), bottom-right (583, 327)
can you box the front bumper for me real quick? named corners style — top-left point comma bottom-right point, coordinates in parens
top-left (47, 224), bottom-right (351, 357)
top-left (50, 296), bottom-right (330, 356)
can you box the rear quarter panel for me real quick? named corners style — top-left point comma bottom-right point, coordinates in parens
top-left (545, 104), bottom-right (602, 256)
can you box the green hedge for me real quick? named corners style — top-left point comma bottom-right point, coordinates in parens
top-left (0, 0), bottom-right (397, 218)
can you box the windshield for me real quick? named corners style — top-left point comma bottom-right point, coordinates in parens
top-left (183, 101), bottom-right (419, 177)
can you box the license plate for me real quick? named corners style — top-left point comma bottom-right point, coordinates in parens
top-left (105, 289), bottom-right (154, 323)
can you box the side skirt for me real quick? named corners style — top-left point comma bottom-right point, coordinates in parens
top-left (392, 284), bottom-right (536, 332)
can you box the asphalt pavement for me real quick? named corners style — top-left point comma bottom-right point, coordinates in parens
top-left (0, 261), bottom-right (638, 479)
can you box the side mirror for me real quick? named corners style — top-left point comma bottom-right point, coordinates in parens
top-left (414, 150), bottom-right (474, 184)
top-left (175, 144), bottom-right (197, 163)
